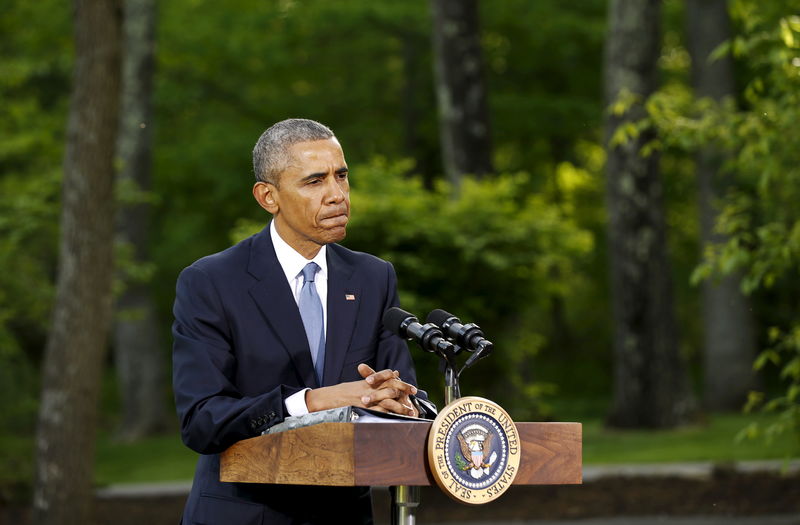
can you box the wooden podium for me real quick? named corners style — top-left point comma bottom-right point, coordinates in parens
top-left (220, 420), bottom-right (581, 521)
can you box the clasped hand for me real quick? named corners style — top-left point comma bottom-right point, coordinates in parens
top-left (305, 363), bottom-right (419, 417)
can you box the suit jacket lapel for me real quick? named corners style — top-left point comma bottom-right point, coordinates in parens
top-left (323, 246), bottom-right (360, 386)
top-left (247, 227), bottom-right (318, 388)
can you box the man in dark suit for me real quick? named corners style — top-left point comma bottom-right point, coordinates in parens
top-left (172, 119), bottom-right (432, 524)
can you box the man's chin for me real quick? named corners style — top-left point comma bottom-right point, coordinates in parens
top-left (319, 226), bottom-right (347, 245)
top-left (329, 227), bottom-right (347, 243)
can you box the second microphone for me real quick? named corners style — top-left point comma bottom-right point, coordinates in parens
top-left (383, 307), bottom-right (456, 356)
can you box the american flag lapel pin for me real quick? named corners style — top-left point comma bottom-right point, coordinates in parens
top-left (345, 293), bottom-right (356, 301)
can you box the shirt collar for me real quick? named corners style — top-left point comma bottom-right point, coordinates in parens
top-left (270, 220), bottom-right (328, 283)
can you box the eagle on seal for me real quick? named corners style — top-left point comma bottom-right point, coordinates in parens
top-left (457, 432), bottom-right (494, 470)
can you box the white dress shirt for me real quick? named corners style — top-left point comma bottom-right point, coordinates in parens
top-left (270, 220), bottom-right (326, 417)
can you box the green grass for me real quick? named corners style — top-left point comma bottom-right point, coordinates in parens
top-left (89, 412), bottom-right (799, 485)
top-left (0, 431), bottom-right (198, 493)
top-left (582, 412), bottom-right (798, 464)
top-left (550, 397), bottom-right (798, 464)
top-left (94, 432), bottom-right (198, 486)
top-left (2, 411), bottom-right (796, 492)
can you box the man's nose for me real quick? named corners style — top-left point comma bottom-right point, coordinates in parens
top-left (324, 177), bottom-right (346, 203)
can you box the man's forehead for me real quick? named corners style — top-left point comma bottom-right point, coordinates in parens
top-left (286, 137), bottom-right (346, 168)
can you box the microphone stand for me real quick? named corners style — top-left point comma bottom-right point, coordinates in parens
top-left (443, 348), bottom-right (461, 405)
top-left (442, 339), bottom-right (492, 404)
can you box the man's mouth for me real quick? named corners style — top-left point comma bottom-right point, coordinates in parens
top-left (320, 213), bottom-right (349, 226)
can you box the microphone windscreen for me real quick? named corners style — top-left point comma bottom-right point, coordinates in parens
top-left (426, 308), bottom-right (455, 327)
top-left (382, 307), bottom-right (415, 334)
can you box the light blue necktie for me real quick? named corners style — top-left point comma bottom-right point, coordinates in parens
top-left (299, 262), bottom-right (325, 385)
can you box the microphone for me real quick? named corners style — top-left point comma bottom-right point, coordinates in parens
top-left (382, 307), bottom-right (456, 356)
top-left (426, 309), bottom-right (494, 355)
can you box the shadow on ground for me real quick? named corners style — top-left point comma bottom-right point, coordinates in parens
top-left (2, 468), bottom-right (799, 524)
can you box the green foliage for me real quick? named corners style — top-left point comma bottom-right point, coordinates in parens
top-left (0, 0), bottom-right (71, 435)
top-left (454, 449), bottom-right (470, 471)
top-left (150, 0), bottom-right (439, 319)
top-left (649, 0), bottom-right (800, 451)
top-left (482, 0), bottom-right (607, 171)
top-left (0, 0), bottom-right (72, 498)
top-left (150, 0), bottom-right (610, 306)
top-left (739, 325), bottom-right (800, 448)
top-left (0, 1), bottom-right (69, 348)
top-left (233, 159), bottom-right (594, 417)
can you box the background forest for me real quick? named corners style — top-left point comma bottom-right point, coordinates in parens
top-left (1, 0), bottom-right (799, 523)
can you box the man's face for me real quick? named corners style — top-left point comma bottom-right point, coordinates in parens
top-left (266, 138), bottom-right (350, 258)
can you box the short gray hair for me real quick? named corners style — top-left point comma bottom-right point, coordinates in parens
top-left (252, 118), bottom-right (335, 185)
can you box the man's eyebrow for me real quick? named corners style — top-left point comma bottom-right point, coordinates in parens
top-left (300, 167), bottom-right (348, 182)
top-left (300, 172), bottom-right (326, 182)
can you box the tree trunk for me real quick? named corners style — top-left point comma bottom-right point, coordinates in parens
top-left (429, 0), bottom-right (493, 185)
top-left (686, 0), bottom-right (757, 411)
top-left (401, 30), bottom-right (432, 183)
top-left (604, 0), bottom-right (695, 428)
top-left (114, 0), bottom-right (168, 441)
top-left (32, 1), bottom-right (122, 524)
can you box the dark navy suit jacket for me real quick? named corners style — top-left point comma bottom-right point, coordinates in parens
top-left (172, 225), bottom-right (423, 525)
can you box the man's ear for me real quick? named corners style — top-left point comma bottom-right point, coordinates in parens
top-left (253, 181), bottom-right (279, 214)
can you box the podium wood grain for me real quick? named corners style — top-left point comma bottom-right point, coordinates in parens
top-left (220, 421), bottom-right (581, 486)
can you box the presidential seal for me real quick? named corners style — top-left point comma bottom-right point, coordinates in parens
top-left (427, 396), bottom-right (521, 504)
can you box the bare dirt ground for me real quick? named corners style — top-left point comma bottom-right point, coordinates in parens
top-left (2, 468), bottom-right (799, 525)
